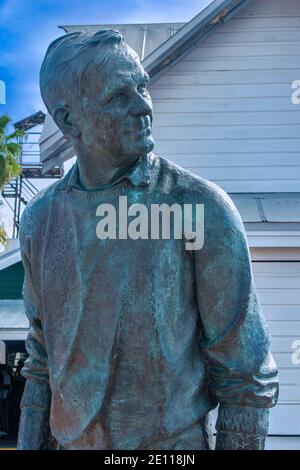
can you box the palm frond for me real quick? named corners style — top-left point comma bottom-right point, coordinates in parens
top-left (0, 114), bottom-right (23, 189)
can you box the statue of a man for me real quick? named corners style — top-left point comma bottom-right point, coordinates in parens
top-left (17, 30), bottom-right (278, 450)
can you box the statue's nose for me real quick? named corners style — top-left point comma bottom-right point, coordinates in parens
top-left (130, 92), bottom-right (152, 117)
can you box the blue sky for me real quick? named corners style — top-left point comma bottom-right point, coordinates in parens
top-left (0, 0), bottom-right (212, 123)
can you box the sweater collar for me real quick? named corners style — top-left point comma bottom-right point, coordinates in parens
top-left (56, 153), bottom-right (154, 191)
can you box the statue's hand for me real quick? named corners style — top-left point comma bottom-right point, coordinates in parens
top-left (215, 405), bottom-right (269, 450)
top-left (17, 406), bottom-right (51, 450)
top-left (17, 380), bottom-right (52, 450)
top-left (215, 431), bottom-right (266, 450)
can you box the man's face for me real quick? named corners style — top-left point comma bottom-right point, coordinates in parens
top-left (74, 44), bottom-right (155, 167)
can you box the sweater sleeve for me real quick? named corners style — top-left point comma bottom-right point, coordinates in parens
top-left (194, 187), bottom-right (279, 449)
top-left (20, 248), bottom-right (51, 406)
top-left (17, 208), bottom-right (52, 449)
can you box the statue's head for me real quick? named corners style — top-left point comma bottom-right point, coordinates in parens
top-left (40, 29), bottom-right (154, 168)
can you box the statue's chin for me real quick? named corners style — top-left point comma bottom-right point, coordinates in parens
top-left (123, 137), bottom-right (155, 158)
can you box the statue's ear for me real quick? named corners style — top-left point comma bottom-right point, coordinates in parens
top-left (52, 104), bottom-right (80, 138)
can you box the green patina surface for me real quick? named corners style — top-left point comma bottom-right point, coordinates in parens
top-left (17, 28), bottom-right (279, 450)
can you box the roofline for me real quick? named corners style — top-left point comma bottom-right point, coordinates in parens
top-left (58, 1), bottom-right (250, 77)
top-left (0, 248), bottom-right (21, 271)
top-left (58, 22), bottom-right (185, 33)
top-left (14, 110), bottom-right (46, 131)
top-left (143, 0), bottom-right (250, 77)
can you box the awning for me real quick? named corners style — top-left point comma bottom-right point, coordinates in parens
top-left (231, 193), bottom-right (300, 223)
top-left (0, 239), bottom-right (21, 270)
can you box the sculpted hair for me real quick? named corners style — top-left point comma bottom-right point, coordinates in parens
top-left (40, 29), bottom-right (126, 114)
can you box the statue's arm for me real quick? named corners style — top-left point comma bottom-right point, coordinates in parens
top-left (18, 381), bottom-right (51, 450)
top-left (194, 188), bottom-right (279, 450)
top-left (17, 216), bottom-right (52, 450)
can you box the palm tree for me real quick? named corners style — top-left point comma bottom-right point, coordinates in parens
top-left (0, 114), bottom-right (23, 188)
top-left (0, 114), bottom-right (24, 245)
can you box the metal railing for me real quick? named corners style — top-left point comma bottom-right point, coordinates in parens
top-left (1, 131), bottom-right (63, 238)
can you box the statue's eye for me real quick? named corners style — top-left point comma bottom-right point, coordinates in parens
top-left (107, 91), bottom-right (125, 104)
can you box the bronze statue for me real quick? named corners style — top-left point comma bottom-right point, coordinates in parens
top-left (17, 30), bottom-right (278, 450)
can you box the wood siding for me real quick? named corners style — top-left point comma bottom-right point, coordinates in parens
top-left (253, 261), bottom-right (300, 436)
top-left (150, 0), bottom-right (300, 193)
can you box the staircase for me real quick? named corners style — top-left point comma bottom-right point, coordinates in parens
top-left (1, 112), bottom-right (64, 238)
top-left (2, 178), bottom-right (28, 206)
top-left (1, 176), bottom-right (39, 237)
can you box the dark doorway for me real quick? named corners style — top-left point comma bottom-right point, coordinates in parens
top-left (0, 340), bottom-right (27, 442)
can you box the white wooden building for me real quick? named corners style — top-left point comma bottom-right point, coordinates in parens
top-left (7, 0), bottom-right (300, 448)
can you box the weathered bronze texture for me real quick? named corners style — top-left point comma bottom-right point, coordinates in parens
top-left (17, 30), bottom-right (278, 450)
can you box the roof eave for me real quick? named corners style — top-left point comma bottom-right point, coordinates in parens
top-left (0, 240), bottom-right (21, 270)
top-left (58, 21), bottom-right (186, 33)
top-left (143, 0), bottom-right (250, 78)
